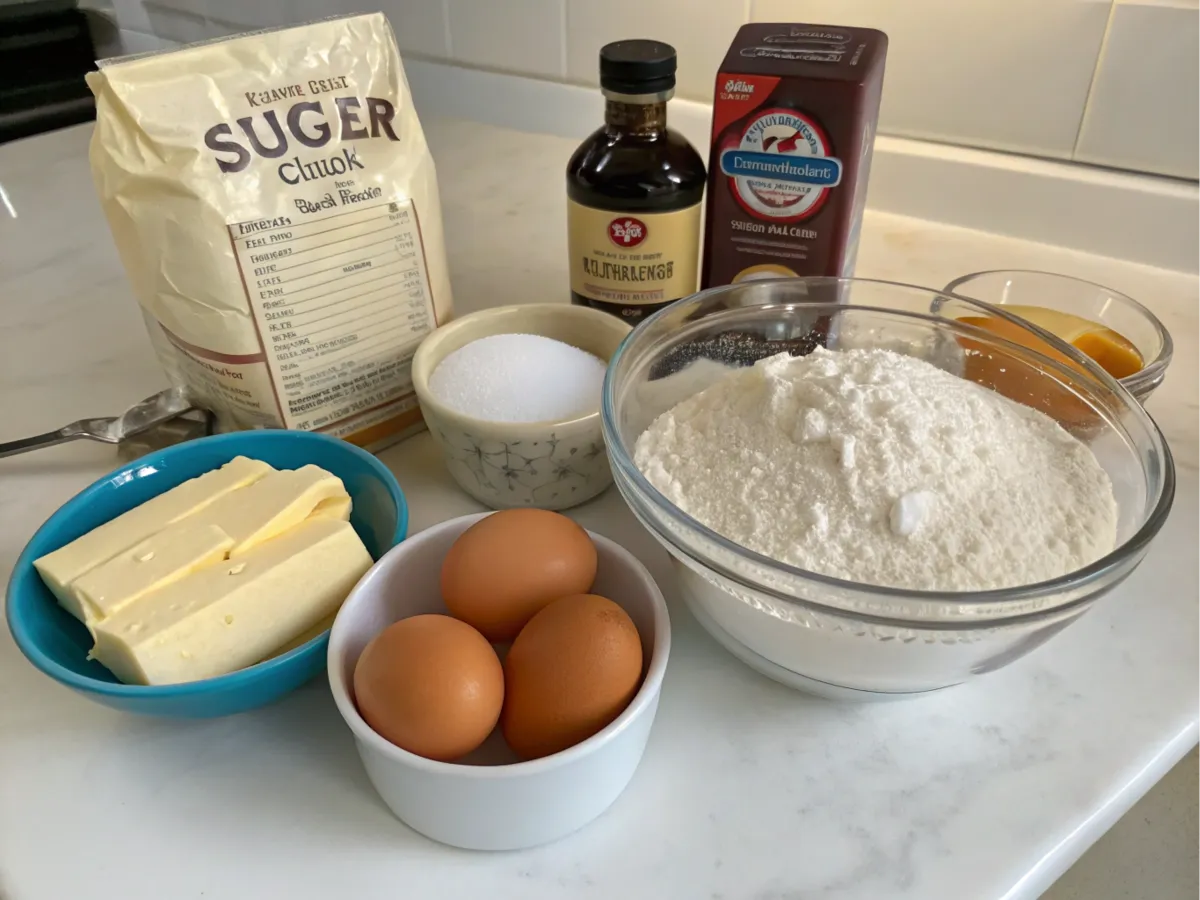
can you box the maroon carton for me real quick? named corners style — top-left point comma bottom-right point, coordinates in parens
top-left (701, 24), bottom-right (888, 288)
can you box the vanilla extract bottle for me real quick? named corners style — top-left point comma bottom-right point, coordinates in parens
top-left (566, 40), bottom-right (706, 323)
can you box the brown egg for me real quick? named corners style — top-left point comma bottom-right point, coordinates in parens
top-left (353, 614), bottom-right (503, 762)
top-left (502, 593), bottom-right (643, 761)
top-left (441, 509), bottom-right (598, 643)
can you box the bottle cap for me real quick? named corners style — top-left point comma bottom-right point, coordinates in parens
top-left (599, 40), bottom-right (677, 95)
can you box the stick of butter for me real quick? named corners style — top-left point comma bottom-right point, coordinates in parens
top-left (268, 611), bottom-right (338, 660)
top-left (90, 517), bottom-right (372, 685)
top-left (70, 522), bottom-right (235, 627)
top-left (34, 456), bottom-right (273, 618)
top-left (309, 494), bottom-right (352, 522)
top-left (183, 464), bottom-right (351, 556)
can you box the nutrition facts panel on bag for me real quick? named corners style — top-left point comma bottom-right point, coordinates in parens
top-left (229, 199), bottom-right (436, 432)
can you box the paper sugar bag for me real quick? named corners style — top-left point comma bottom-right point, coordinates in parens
top-left (87, 13), bottom-right (453, 450)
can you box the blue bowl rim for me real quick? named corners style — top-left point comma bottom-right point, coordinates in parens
top-left (5, 430), bottom-right (408, 698)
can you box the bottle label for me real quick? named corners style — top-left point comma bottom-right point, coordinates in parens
top-left (717, 107), bottom-right (842, 221)
top-left (568, 200), bottom-right (700, 307)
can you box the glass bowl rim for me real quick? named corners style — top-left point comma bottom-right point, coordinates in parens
top-left (943, 268), bottom-right (1174, 398)
top-left (601, 277), bottom-right (1177, 619)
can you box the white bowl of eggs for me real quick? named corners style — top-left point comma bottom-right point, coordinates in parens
top-left (327, 509), bottom-right (671, 851)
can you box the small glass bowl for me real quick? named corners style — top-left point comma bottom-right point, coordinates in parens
top-left (944, 269), bottom-right (1173, 404)
top-left (602, 277), bottom-right (1175, 699)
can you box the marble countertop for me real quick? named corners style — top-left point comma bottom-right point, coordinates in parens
top-left (0, 120), bottom-right (1196, 900)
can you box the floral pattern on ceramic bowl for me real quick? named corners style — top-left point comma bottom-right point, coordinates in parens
top-left (412, 304), bottom-right (632, 512)
top-left (437, 429), bottom-right (610, 509)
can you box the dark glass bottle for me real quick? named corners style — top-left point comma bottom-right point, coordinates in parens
top-left (566, 40), bottom-right (706, 323)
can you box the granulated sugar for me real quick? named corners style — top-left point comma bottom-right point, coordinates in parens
top-left (429, 333), bottom-right (607, 423)
top-left (634, 347), bottom-right (1119, 592)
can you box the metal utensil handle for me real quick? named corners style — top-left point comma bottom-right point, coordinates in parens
top-left (0, 418), bottom-right (119, 460)
top-left (0, 428), bottom-right (87, 459)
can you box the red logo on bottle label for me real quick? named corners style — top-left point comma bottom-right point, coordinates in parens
top-left (608, 217), bottom-right (648, 248)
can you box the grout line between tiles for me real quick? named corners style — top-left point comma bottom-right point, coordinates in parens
top-left (1071, 0), bottom-right (1119, 160)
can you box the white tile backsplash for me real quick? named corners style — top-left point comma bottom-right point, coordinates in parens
top-left (381, 0), bottom-right (450, 59)
top-left (285, 0), bottom-right (382, 19)
top-left (207, 0), bottom-right (284, 30)
top-left (448, 0), bottom-right (563, 78)
top-left (142, 2), bottom-right (210, 43)
top-left (144, 0), bottom-right (206, 17)
top-left (750, 0), bottom-right (1113, 159)
top-left (286, 0), bottom-right (450, 59)
top-left (565, 0), bottom-right (750, 100)
top-left (1075, 1), bottom-right (1199, 179)
top-left (110, 0), bottom-right (154, 32)
top-left (99, 0), bottom-right (1199, 183)
top-left (115, 27), bottom-right (178, 54)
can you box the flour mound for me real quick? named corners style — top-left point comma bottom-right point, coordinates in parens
top-left (633, 348), bottom-right (1118, 592)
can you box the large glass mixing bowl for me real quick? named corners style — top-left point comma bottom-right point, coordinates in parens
top-left (601, 278), bottom-right (1175, 700)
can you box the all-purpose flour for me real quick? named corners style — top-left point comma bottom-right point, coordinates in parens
top-left (634, 348), bottom-right (1118, 592)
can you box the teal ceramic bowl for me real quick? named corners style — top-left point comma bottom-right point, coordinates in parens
top-left (5, 430), bottom-right (407, 718)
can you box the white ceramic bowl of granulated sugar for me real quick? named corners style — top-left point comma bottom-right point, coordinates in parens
top-left (412, 304), bottom-right (631, 511)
